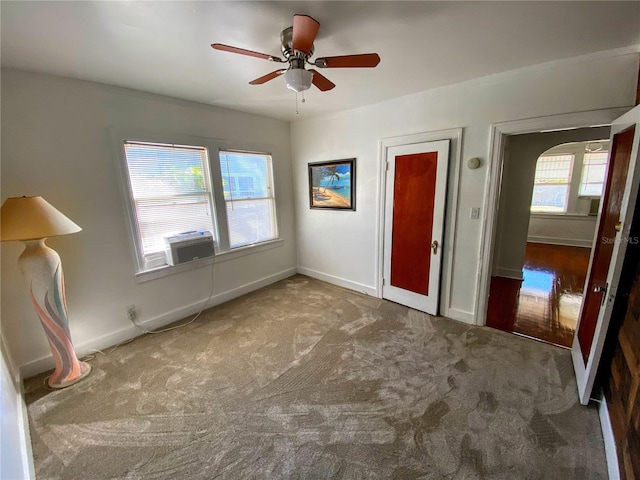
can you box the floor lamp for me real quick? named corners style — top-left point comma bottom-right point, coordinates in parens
top-left (1, 196), bottom-right (91, 388)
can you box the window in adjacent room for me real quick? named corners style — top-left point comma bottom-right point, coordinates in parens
top-left (530, 154), bottom-right (574, 213)
top-left (219, 150), bottom-right (278, 249)
top-left (123, 141), bottom-right (216, 271)
top-left (578, 151), bottom-right (609, 197)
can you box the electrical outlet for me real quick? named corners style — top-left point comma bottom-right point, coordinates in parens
top-left (470, 207), bottom-right (480, 219)
top-left (126, 305), bottom-right (137, 322)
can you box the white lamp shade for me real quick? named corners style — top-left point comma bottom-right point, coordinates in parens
top-left (284, 69), bottom-right (313, 93)
top-left (1, 196), bottom-right (82, 241)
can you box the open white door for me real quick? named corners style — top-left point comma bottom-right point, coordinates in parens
top-left (572, 105), bottom-right (640, 405)
top-left (382, 140), bottom-right (450, 314)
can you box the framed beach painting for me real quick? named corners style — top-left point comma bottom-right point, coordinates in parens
top-left (308, 159), bottom-right (356, 210)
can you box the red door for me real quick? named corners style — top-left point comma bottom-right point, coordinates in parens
top-left (383, 140), bottom-right (450, 314)
top-left (577, 126), bottom-right (635, 362)
top-left (572, 105), bottom-right (640, 405)
top-left (390, 152), bottom-right (438, 295)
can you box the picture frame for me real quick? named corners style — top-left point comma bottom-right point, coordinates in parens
top-left (308, 159), bottom-right (356, 210)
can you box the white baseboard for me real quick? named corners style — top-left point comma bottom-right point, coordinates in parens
top-left (528, 236), bottom-right (593, 248)
top-left (445, 308), bottom-right (475, 325)
top-left (494, 268), bottom-right (524, 280)
top-left (296, 267), bottom-right (377, 297)
top-left (598, 395), bottom-right (620, 480)
top-left (19, 267), bottom-right (298, 378)
top-left (296, 268), bottom-right (475, 324)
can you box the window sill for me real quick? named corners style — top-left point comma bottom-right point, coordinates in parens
top-left (134, 238), bottom-right (284, 283)
top-left (216, 238), bottom-right (284, 263)
top-left (530, 213), bottom-right (595, 220)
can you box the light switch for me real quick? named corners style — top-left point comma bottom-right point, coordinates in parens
top-left (470, 207), bottom-right (480, 219)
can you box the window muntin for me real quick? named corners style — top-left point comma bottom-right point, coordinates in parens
top-left (123, 141), bottom-right (216, 270)
top-left (530, 154), bottom-right (574, 213)
top-left (219, 151), bottom-right (277, 249)
top-left (579, 151), bottom-right (608, 197)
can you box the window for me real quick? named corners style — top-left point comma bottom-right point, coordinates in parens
top-left (121, 139), bottom-right (279, 276)
top-left (579, 151), bottom-right (608, 197)
top-left (219, 151), bottom-right (278, 249)
top-left (530, 154), bottom-right (574, 213)
top-left (123, 142), bottom-right (216, 270)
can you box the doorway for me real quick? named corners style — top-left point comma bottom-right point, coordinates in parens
top-left (477, 106), bottom-right (640, 408)
top-left (487, 133), bottom-right (611, 348)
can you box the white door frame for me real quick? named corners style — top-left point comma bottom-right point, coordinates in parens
top-left (376, 128), bottom-right (462, 320)
top-left (572, 105), bottom-right (640, 405)
top-left (474, 107), bottom-right (630, 328)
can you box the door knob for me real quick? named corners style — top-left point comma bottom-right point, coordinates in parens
top-left (594, 283), bottom-right (608, 294)
top-left (594, 283), bottom-right (608, 305)
top-left (431, 240), bottom-right (438, 255)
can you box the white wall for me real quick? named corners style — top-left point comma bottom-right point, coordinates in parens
top-left (291, 51), bottom-right (639, 323)
top-left (1, 70), bottom-right (296, 375)
top-left (1, 340), bottom-right (34, 480)
top-left (494, 128), bottom-right (610, 279)
top-left (528, 214), bottom-right (597, 248)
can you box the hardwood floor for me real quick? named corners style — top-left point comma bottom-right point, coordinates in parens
top-left (486, 243), bottom-right (591, 348)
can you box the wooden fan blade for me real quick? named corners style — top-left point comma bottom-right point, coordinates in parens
top-left (249, 69), bottom-right (286, 85)
top-left (292, 14), bottom-right (320, 55)
top-left (315, 53), bottom-right (380, 68)
top-left (308, 69), bottom-right (335, 91)
top-left (211, 43), bottom-right (283, 62)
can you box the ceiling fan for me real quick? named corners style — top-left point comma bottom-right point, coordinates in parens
top-left (212, 14), bottom-right (380, 93)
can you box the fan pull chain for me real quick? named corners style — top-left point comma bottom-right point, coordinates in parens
top-left (295, 92), bottom-right (299, 115)
top-left (302, 91), bottom-right (306, 103)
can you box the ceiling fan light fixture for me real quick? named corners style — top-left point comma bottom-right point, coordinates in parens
top-left (284, 68), bottom-right (312, 92)
top-left (586, 142), bottom-right (603, 153)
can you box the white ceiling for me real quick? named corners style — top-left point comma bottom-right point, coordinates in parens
top-left (2, 1), bottom-right (639, 121)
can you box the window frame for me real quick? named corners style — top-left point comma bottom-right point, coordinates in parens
top-left (578, 150), bottom-right (609, 197)
top-left (530, 153), bottom-right (575, 213)
top-left (219, 150), bottom-right (278, 250)
top-left (113, 130), bottom-right (283, 282)
top-left (122, 140), bottom-right (218, 271)
top-left (529, 140), bottom-right (611, 217)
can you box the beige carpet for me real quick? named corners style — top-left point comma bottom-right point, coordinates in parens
top-left (24, 275), bottom-right (607, 479)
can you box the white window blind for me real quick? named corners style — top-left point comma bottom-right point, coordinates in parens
top-left (579, 151), bottom-right (608, 197)
top-left (530, 154), bottom-right (574, 213)
top-left (219, 151), bottom-right (277, 249)
top-left (123, 141), bottom-right (215, 269)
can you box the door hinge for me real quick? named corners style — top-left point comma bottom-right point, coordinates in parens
top-left (382, 278), bottom-right (386, 286)
top-left (385, 162), bottom-right (390, 172)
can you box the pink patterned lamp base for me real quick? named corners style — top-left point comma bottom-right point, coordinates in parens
top-left (20, 239), bottom-right (91, 389)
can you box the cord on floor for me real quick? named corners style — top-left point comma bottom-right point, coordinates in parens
top-left (129, 255), bottom-right (216, 334)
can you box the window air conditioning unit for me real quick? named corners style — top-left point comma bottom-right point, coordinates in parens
top-left (164, 231), bottom-right (215, 266)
